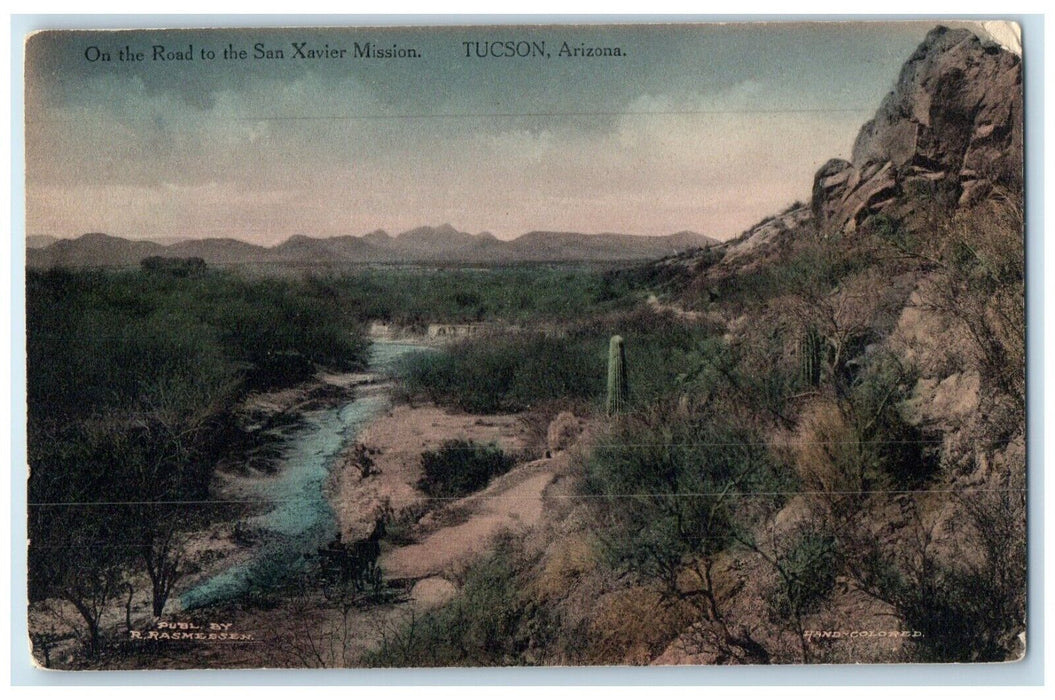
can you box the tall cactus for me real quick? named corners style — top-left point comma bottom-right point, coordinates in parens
top-left (800, 326), bottom-right (823, 387)
top-left (607, 335), bottom-right (629, 415)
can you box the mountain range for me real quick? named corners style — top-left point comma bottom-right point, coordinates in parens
top-left (25, 225), bottom-right (719, 267)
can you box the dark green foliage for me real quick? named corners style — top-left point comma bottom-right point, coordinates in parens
top-left (847, 354), bottom-right (938, 489)
top-left (141, 255), bottom-right (206, 276)
top-left (675, 331), bottom-right (802, 430)
top-left (313, 264), bottom-right (639, 326)
top-left (365, 539), bottom-right (562, 667)
top-left (606, 335), bottom-right (629, 415)
top-left (27, 268), bottom-right (370, 421)
top-left (768, 529), bottom-right (841, 620)
top-left (417, 439), bottom-right (517, 499)
top-left (582, 407), bottom-right (790, 591)
top-left (396, 332), bottom-right (601, 414)
top-left (397, 308), bottom-right (716, 414)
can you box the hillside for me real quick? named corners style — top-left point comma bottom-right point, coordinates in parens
top-left (368, 25), bottom-right (1025, 666)
top-left (594, 25), bottom-right (1024, 664)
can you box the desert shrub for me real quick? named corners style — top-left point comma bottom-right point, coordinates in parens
top-left (793, 353), bottom-right (936, 517)
top-left (396, 332), bottom-right (600, 413)
top-left (767, 528), bottom-right (841, 621)
top-left (792, 400), bottom-right (862, 503)
top-left (396, 307), bottom-right (717, 414)
top-left (417, 439), bottom-right (517, 499)
top-left (723, 326), bottom-right (806, 425)
top-left (325, 264), bottom-right (639, 325)
top-left (584, 586), bottom-right (695, 665)
top-left (580, 400), bottom-right (800, 663)
top-left (532, 535), bottom-right (598, 600)
top-left (366, 539), bottom-right (561, 666)
top-left (26, 269), bottom-right (370, 417)
top-left (728, 520), bottom-right (845, 663)
top-left (697, 234), bottom-right (867, 313)
top-left (848, 354), bottom-right (938, 488)
top-left (582, 405), bottom-right (790, 591)
top-left (850, 484), bottom-right (1025, 662)
top-left (382, 501), bottom-right (430, 546)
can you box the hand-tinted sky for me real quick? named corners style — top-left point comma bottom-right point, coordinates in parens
top-left (26, 22), bottom-right (945, 243)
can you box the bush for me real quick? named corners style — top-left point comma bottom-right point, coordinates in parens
top-left (417, 439), bottom-right (517, 499)
top-left (365, 538), bottom-right (561, 667)
top-left (396, 308), bottom-right (718, 415)
top-left (848, 354), bottom-right (938, 488)
top-left (396, 331), bottom-right (601, 414)
top-left (850, 488), bottom-right (1025, 662)
top-left (320, 265), bottom-right (640, 326)
top-left (26, 268), bottom-right (371, 419)
top-left (582, 405), bottom-right (790, 590)
top-left (584, 586), bottom-right (694, 665)
top-left (792, 353), bottom-right (936, 516)
top-left (768, 528), bottom-right (841, 621)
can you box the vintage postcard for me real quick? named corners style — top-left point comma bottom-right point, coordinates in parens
top-left (23, 20), bottom-right (1025, 670)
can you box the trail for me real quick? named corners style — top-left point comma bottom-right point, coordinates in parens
top-left (647, 292), bottom-right (702, 320)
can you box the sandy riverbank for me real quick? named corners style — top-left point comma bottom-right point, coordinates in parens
top-left (330, 403), bottom-right (531, 542)
top-left (329, 401), bottom-right (588, 606)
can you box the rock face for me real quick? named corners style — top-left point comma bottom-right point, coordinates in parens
top-left (813, 26), bottom-right (1022, 235)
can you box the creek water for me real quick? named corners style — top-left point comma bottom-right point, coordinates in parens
top-left (180, 340), bottom-right (430, 609)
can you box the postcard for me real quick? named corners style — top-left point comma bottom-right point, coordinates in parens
top-left (23, 20), bottom-right (1025, 670)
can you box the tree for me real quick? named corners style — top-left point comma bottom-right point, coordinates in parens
top-left (28, 420), bottom-right (133, 658)
top-left (583, 405), bottom-right (789, 663)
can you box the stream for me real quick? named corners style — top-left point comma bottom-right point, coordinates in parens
top-left (180, 340), bottom-right (431, 609)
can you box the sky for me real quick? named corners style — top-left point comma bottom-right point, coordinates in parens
top-left (25, 22), bottom-right (946, 244)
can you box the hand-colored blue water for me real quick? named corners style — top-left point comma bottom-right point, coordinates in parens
top-left (180, 340), bottom-right (431, 609)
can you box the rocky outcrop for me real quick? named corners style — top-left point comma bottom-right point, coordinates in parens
top-left (813, 25), bottom-right (1022, 235)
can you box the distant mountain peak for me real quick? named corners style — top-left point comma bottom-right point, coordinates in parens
top-left (79, 231), bottom-right (121, 242)
top-left (397, 223), bottom-right (469, 239)
top-left (29, 227), bottom-right (730, 267)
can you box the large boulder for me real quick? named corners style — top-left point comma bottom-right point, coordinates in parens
top-left (813, 25), bottom-right (1022, 235)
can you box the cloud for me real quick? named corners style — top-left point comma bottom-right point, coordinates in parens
top-left (25, 25), bottom-right (929, 243)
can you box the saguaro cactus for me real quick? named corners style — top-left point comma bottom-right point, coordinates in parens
top-left (606, 335), bottom-right (629, 415)
top-left (800, 326), bottom-right (823, 387)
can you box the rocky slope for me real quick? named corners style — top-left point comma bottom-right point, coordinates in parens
top-left (640, 25), bottom-right (1023, 294)
top-left (527, 23), bottom-right (1026, 666)
top-left (812, 26), bottom-right (1022, 236)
